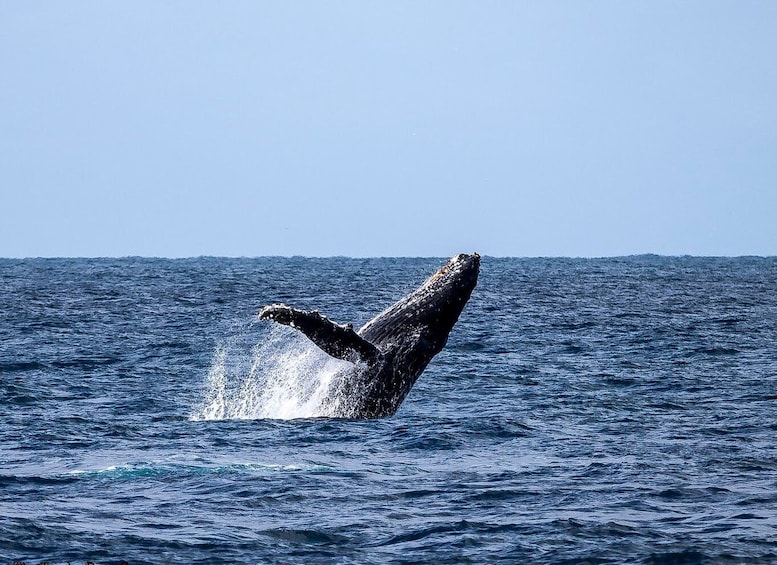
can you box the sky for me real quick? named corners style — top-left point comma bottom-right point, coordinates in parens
top-left (1, 2), bottom-right (775, 258)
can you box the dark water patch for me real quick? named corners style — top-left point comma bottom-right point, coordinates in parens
top-left (0, 360), bottom-right (48, 373)
top-left (688, 347), bottom-right (741, 357)
top-left (374, 519), bottom-right (480, 547)
top-left (652, 486), bottom-right (733, 503)
top-left (49, 356), bottom-right (124, 369)
top-left (390, 430), bottom-right (463, 451)
top-left (455, 340), bottom-right (487, 351)
top-left (462, 487), bottom-right (530, 503)
top-left (0, 473), bottom-right (81, 487)
top-left (733, 457), bottom-right (777, 472)
top-left (642, 550), bottom-right (710, 564)
top-left (392, 488), bottom-right (443, 500)
top-left (3, 389), bottom-right (39, 405)
top-left (261, 527), bottom-right (351, 546)
top-left (646, 401), bottom-right (689, 411)
top-left (601, 374), bottom-right (638, 387)
top-left (464, 416), bottom-right (533, 440)
top-left (711, 317), bottom-right (747, 326)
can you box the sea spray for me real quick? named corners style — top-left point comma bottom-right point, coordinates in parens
top-left (191, 320), bottom-right (353, 420)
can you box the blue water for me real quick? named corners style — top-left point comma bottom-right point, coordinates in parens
top-left (1, 256), bottom-right (776, 564)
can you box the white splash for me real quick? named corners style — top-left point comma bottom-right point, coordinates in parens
top-left (191, 321), bottom-right (353, 421)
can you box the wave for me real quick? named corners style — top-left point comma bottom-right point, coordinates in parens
top-left (64, 460), bottom-right (334, 480)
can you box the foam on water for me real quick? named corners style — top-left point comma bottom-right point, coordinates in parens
top-left (191, 321), bottom-right (353, 421)
top-left (64, 461), bottom-right (334, 480)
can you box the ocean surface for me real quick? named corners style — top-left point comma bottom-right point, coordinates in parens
top-left (1, 256), bottom-right (776, 564)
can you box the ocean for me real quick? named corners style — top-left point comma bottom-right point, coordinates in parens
top-left (1, 256), bottom-right (776, 564)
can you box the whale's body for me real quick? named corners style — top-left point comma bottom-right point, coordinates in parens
top-left (259, 253), bottom-right (480, 418)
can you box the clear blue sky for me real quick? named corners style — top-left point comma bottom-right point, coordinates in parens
top-left (2, 2), bottom-right (775, 257)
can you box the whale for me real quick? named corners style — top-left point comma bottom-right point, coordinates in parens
top-left (258, 252), bottom-right (480, 418)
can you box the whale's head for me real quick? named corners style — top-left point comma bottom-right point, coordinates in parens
top-left (424, 252), bottom-right (480, 299)
top-left (359, 252), bottom-right (480, 353)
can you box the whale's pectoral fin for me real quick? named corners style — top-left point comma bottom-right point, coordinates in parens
top-left (259, 304), bottom-right (382, 365)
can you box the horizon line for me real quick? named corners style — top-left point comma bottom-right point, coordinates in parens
top-left (1, 253), bottom-right (775, 261)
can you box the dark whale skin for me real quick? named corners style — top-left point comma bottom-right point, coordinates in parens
top-left (259, 253), bottom-right (480, 418)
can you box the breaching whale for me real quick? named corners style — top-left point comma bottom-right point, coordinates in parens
top-left (258, 252), bottom-right (480, 418)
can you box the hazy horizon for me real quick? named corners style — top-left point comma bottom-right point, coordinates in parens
top-left (3, 252), bottom-right (775, 261)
